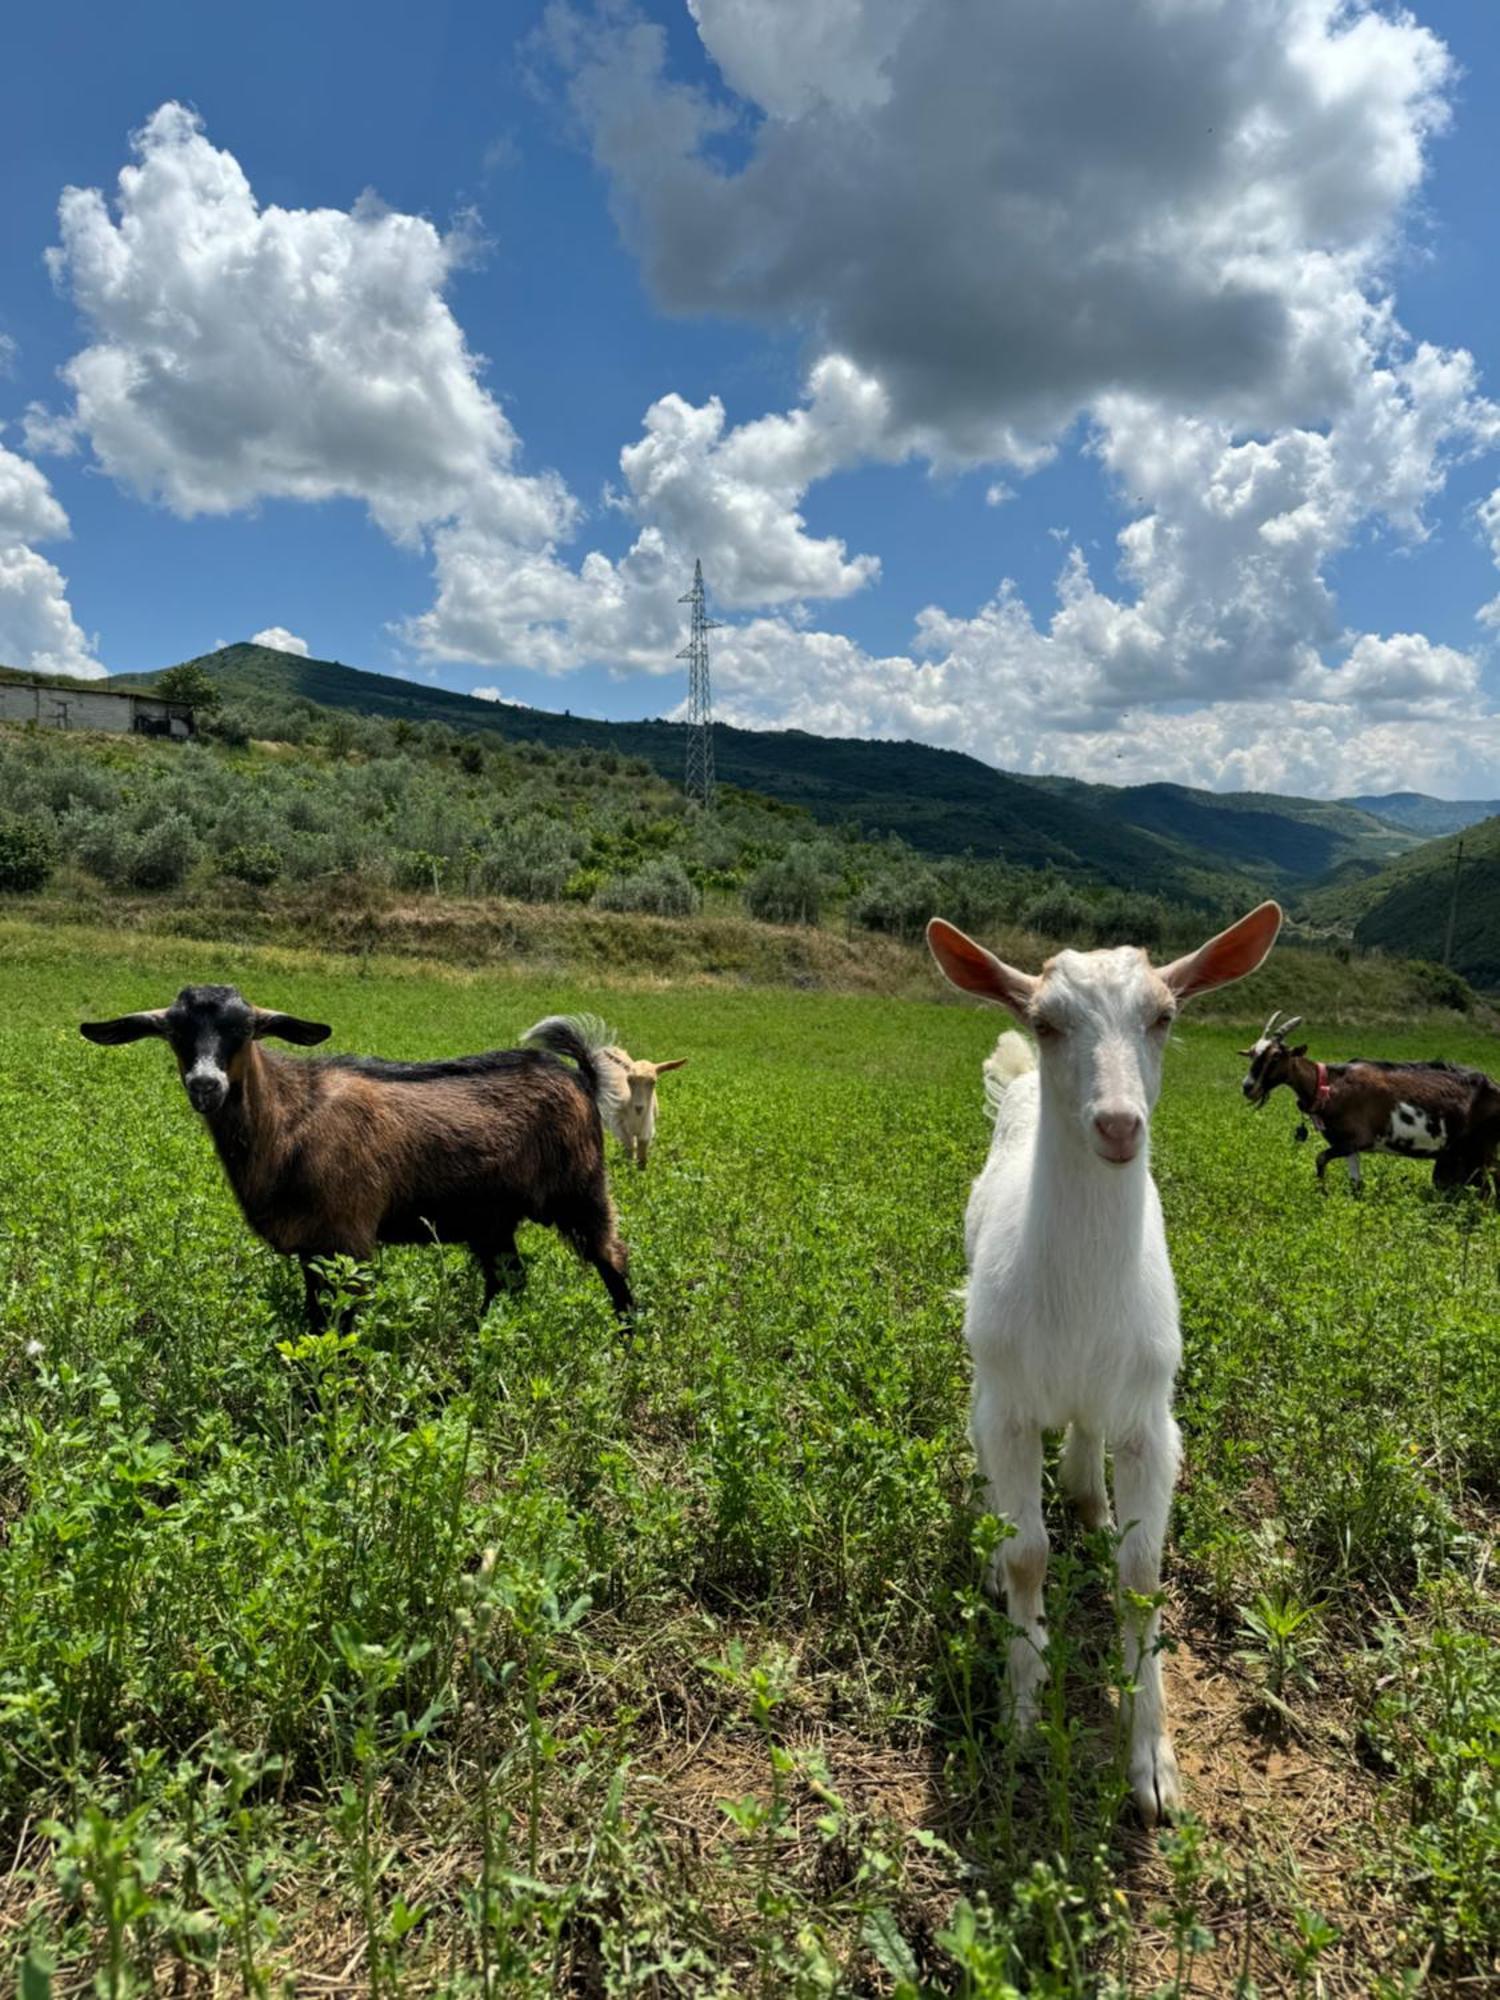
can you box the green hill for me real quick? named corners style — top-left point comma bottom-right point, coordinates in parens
top-left (1028, 775), bottom-right (1417, 883)
top-left (1297, 815), bottom-right (1500, 990)
top-left (120, 644), bottom-right (1420, 906)
top-left (1341, 791), bottom-right (1500, 837)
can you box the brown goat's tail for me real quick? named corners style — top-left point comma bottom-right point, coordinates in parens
top-left (521, 1014), bottom-right (610, 1102)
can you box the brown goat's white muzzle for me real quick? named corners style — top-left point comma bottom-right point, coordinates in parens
top-left (186, 1060), bottom-right (229, 1115)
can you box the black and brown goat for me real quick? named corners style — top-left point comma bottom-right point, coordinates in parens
top-left (1239, 1010), bottom-right (1497, 1193)
top-left (81, 985), bottom-right (634, 1326)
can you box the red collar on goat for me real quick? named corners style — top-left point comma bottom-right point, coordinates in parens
top-left (1311, 1062), bottom-right (1331, 1126)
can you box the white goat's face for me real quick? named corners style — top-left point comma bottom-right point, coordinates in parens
top-left (926, 901), bottom-right (1284, 1170)
top-left (1031, 949), bottom-right (1176, 1165)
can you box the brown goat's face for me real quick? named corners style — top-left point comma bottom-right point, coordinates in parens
top-left (165, 987), bottom-right (260, 1113)
top-left (81, 985), bottom-right (331, 1115)
top-left (1240, 1037), bottom-right (1299, 1106)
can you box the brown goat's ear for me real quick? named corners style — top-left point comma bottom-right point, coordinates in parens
top-left (1288, 1043), bottom-right (1308, 1059)
top-left (251, 1010), bottom-right (332, 1045)
top-left (927, 918), bottom-right (1039, 1018)
top-left (80, 1009), bottom-right (169, 1045)
top-left (1158, 901), bottom-right (1281, 1003)
top-left (652, 1058), bottom-right (688, 1075)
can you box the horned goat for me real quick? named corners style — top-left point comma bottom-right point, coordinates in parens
top-left (1241, 1011), bottom-right (1499, 1194)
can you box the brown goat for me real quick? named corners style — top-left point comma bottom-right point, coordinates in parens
top-left (81, 985), bottom-right (633, 1326)
top-left (1240, 1011), bottom-right (1496, 1192)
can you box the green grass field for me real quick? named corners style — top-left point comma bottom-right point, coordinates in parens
top-left (1, 924), bottom-right (1496, 1996)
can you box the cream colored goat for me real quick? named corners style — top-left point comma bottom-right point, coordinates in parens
top-left (523, 1015), bottom-right (687, 1167)
top-left (929, 901), bottom-right (1282, 1823)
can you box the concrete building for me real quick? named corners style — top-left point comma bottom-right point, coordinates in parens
top-left (0, 678), bottom-right (196, 739)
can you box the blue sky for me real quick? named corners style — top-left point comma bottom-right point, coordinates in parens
top-left (3, 1), bottom-right (1500, 796)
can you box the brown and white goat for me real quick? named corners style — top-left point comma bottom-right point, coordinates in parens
top-left (81, 985), bottom-right (634, 1326)
top-left (1240, 1011), bottom-right (1496, 1192)
top-left (523, 1016), bottom-right (687, 1169)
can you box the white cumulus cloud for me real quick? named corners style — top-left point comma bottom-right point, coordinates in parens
top-left (33, 12), bottom-right (1500, 791)
top-left (0, 442), bottom-right (101, 678)
top-left (520, 0), bottom-right (1500, 791)
top-left (251, 625), bottom-right (310, 657)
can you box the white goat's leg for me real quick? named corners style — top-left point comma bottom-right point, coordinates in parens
top-left (1059, 1423), bottom-right (1111, 1530)
top-left (1345, 1154), bottom-right (1362, 1188)
top-left (972, 1386), bottom-right (1049, 1730)
top-left (1111, 1412), bottom-right (1183, 1825)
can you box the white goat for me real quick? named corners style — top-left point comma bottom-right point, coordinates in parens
top-left (523, 1014), bottom-right (687, 1168)
top-left (928, 902), bottom-right (1282, 1823)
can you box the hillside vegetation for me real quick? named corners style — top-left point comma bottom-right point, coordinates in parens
top-left (0, 672), bottom-right (1267, 970)
top-left (1298, 813), bottom-right (1500, 990)
top-left (123, 643), bottom-right (1419, 902)
top-left (1, 677), bottom-right (1483, 1020)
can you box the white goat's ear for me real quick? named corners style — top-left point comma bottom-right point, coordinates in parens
top-left (652, 1058), bottom-right (688, 1074)
top-left (1159, 901), bottom-right (1282, 1003)
top-left (926, 918), bottom-right (1039, 1017)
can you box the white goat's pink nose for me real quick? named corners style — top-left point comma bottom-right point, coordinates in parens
top-left (1093, 1112), bottom-right (1143, 1158)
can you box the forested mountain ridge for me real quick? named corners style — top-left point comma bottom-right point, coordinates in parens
top-left (114, 643), bottom-right (1421, 904)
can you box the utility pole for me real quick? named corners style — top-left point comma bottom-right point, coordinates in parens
top-left (677, 557), bottom-right (721, 812)
top-left (1442, 837), bottom-right (1464, 968)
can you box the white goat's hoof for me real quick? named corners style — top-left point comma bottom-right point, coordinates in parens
top-left (1131, 1736), bottom-right (1182, 1825)
top-left (1006, 1651), bottom-right (1047, 1736)
top-left (1007, 1685), bottom-right (1042, 1736)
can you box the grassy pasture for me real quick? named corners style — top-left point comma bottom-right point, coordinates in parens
top-left (0, 923), bottom-right (1496, 1996)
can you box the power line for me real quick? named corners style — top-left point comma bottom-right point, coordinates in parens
top-left (1442, 836), bottom-right (1464, 968)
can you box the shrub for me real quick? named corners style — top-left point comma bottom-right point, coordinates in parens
top-left (1089, 890), bottom-right (1168, 949)
top-left (563, 866), bottom-right (605, 904)
top-left (595, 857), bottom-right (698, 917)
top-left (153, 661), bottom-right (223, 712)
top-left (848, 870), bottom-right (941, 940)
top-left (392, 850), bottom-right (449, 894)
top-left (1021, 883), bottom-right (1091, 939)
top-left (1407, 960), bottom-right (1473, 1013)
top-left (744, 845), bottom-right (833, 926)
top-left (205, 706), bottom-right (252, 748)
top-left (0, 811), bottom-right (56, 893)
top-left (477, 817), bottom-right (576, 903)
top-left (70, 811), bottom-right (136, 888)
top-left (128, 813), bottom-right (201, 891)
top-left (220, 841), bottom-right (283, 887)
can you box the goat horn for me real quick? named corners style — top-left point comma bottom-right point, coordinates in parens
top-left (1276, 1015), bottom-right (1303, 1037)
top-left (1260, 1010), bottom-right (1283, 1040)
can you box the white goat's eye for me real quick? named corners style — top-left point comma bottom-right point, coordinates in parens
top-left (1033, 1019), bottom-right (1061, 1040)
top-left (1152, 1012), bottom-right (1174, 1032)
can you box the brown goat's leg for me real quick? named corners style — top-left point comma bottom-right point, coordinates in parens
top-left (592, 1248), bottom-right (635, 1321)
top-left (301, 1256), bottom-right (332, 1334)
top-left (299, 1246), bottom-right (373, 1333)
top-left (475, 1231), bottom-right (526, 1314)
top-left (554, 1185), bottom-right (636, 1322)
